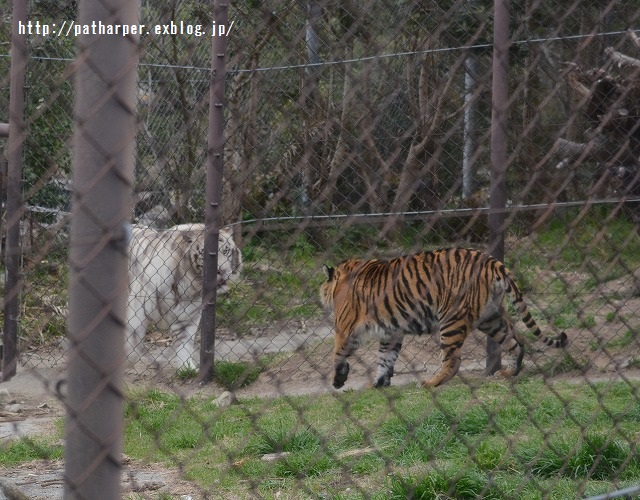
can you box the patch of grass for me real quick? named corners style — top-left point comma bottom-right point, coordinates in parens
top-left (603, 330), bottom-right (637, 350)
top-left (473, 437), bottom-right (509, 470)
top-left (532, 352), bottom-right (591, 377)
top-left (456, 405), bottom-right (490, 435)
top-left (160, 380), bottom-right (633, 494)
top-left (0, 437), bottom-right (63, 465)
top-left (388, 465), bottom-right (505, 500)
top-left (518, 432), bottom-right (631, 481)
top-left (127, 494), bottom-right (175, 500)
top-left (531, 211), bottom-right (640, 273)
top-left (216, 255), bottom-right (325, 334)
top-left (214, 360), bottom-right (261, 390)
top-left (628, 358), bottom-right (640, 369)
top-left (176, 366), bottom-right (199, 380)
top-left (547, 301), bottom-right (581, 330)
top-left (580, 315), bottom-right (597, 329)
top-left (591, 330), bottom-right (638, 352)
top-left (273, 450), bottom-right (336, 478)
top-left (570, 433), bottom-right (630, 480)
top-left (245, 423), bottom-right (320, 456)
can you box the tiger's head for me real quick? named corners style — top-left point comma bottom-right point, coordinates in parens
top-left (320, 265), bottom-right (337, 309)
top-left (319, 259), bottom-right (363, 310)
top-left (177, 230), bottom-right (205, 294)
top-left (218, 227), bottom-right (243, 294)
top-left (171, 224), bottom-right (242, 294)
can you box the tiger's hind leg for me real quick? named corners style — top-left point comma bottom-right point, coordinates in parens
top-left (477, 305), bottom-right (524, 378)
top-left (373, 333), bottom-right (404, 388)
top-left (421, 322), bottom-right (468, 388)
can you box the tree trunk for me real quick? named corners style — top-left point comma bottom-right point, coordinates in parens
top-left (314, 40), bottom-right (354, 214)
top-left (463, 52), bottom-right (481, 199)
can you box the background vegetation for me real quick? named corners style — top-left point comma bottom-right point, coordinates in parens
top-left (2, 1), bottom-right (638, 228)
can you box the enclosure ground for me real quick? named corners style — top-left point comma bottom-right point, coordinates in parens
top-left (2, 289), bottom-right (640, 497)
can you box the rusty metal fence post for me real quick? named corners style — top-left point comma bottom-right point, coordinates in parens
top-left (199, 0), bottom-right (229, 384)
top-left (64, 0), bottom-right (139, 497)
top-left (2, 0), bottom-right (28, 381)
top-left (487, 0), bottom-right (510, 375)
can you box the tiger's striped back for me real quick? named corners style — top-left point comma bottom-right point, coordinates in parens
top-left (321, 248), bottom-right (568, 388)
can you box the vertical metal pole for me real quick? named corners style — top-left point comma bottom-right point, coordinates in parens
top-left (487, 0), bottom-right (510, 375)
top-left (200, 0), bottom-right (229, 383)
top-left (0, 151), bottom-right (6, 265)
top-left (64, 0), bottom-right (138, 497)
top-left (3, 0), bottom-right (28, 381)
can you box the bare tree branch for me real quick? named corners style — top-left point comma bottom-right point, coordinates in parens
top-left (627, 29), bottom-right (640, 50)
top-left (565, 68), bottom-right (591, 98)
top-left (605, 47), bottom-right (640, 69)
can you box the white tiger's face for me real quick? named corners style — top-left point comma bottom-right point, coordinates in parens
top-left (217, 227), bottom-right (242, 294)
top-left (186, 235), bottom-right (205, 283)
top-left (170, 223), bottom-right (242, 294)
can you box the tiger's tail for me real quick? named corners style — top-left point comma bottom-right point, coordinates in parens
top-left (503, 271), bottom-right (568, 348)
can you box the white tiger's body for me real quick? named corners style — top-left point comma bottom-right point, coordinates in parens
top-left (126, 223), bottom-right (242, 369)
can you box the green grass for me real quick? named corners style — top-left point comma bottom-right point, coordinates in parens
top-left (590, 330), bottom-right (638, 352)
top-left (0, 436), bottom-right (64, 466)
top-left (175, 366), bottom-right (199, 380)
top-left (213, 360), bottom-right (262, 390)
top-left (530, 352), bottom-right (591, 377)
top-left (604, 330), bottom-right (637, 349)
top-left (173, 356), bottom-right (271, 390)
top-left (4, 379), bottom-right (640, 498)
top-left (526, 210), bottom-right (640, 276)
top-left (507, 210), bottom-right (640, 311)
top-left (216, 241), bottom-right (326, 334)
top-left (115, 379), bottom-right (640, 497)
top-left (628, 358), bottom-right (640, 369)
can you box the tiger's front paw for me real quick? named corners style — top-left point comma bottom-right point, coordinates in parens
top-left (373, 374), bottom-right (391, 388)
top-left (333, 361), bottom-right (350, 389)
top-left (495, 368), bottom-right (517, 379)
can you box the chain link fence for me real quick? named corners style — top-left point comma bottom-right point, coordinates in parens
top-left (1, 0), bottom-right (640, 498)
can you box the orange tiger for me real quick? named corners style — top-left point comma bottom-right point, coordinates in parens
top-left (320, 248), bottom-right (568, 389)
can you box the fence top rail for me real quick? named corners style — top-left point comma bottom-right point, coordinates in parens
top-left (230, 197), bottom-right (640, 232)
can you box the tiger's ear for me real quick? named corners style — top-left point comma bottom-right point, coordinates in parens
top-left (323, 265), bottom-right (334, 282)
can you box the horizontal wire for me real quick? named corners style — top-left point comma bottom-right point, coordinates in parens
top-left (231, 29), bottom-right (640, 74)
top-left (230, 197), bottom-right (640, 229)
top-left (1, 28), bottom-right (637, 74)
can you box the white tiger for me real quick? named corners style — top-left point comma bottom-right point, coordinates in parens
top-left (126, 223), bottom-right (242, 369)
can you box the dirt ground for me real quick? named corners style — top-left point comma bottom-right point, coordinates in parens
top-left (1, 284), bottom-right (639, 498)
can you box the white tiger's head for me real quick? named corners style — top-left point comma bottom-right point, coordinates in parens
top-left (218, 226), bottom-right (242, 294)
top-left (170, 223), bottom-right (242, 294)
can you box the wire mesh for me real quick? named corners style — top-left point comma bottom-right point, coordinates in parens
top-left (1, 0), bottom-right (640, 498)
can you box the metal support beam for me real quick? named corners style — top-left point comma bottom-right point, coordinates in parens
top-left (487, 0), bottom-right (510, 375)
top-left (200, 0), bottom-right (229, 384)
top-left (3, 0), bottom-right (28, 381)
top-left (64, 0), bottom-right (138, 497)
